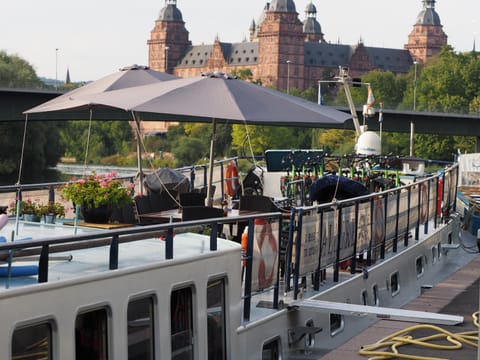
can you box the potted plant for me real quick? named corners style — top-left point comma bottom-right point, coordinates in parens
top-left (61, 172), bottom-right (134, 223)
top-left (39, 201), bottom-right (66, 224)
top-left (9, 198), bottom-right (42, 222)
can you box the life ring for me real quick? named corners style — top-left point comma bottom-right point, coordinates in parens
top-left (224, 160), bottom-right (239, 197)
top-left (255, 218), bottom-right (278, 290)
top-left (420, 182), bottom-right (428, 224)
top-left (373, 198), bottom-right (385, 245)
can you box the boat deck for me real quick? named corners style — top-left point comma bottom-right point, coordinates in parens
top-left (321, 252), bottom-right (480, 360)
top-left (0, 220), bottom-right (240, 291)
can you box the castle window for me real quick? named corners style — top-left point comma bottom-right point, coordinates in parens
top-left (197, 52), bottom-right (200, 56)
top-left (309, 59), bottom-right (314, 64)
top-left (243, 50), bottom-right (246, 54)
top-left (251, 49), bottom-right (254, 53)
top-left (254, 57), bottom-right (257, 61)
top-left (229, 58), bottom-right (233, 63)
top-left (235, 50), bottom-right (238, 54)
top-left (205, 52), bottom-right (208, 56)
top-left (185, 60), bottom-right (189, 64)
top-left (317, 51), bottom-right (322, 56)
top-left (246, 57), bottom-right (250, 62)
top-left (192, 60), bottom-right (196, 64)
top-left (200, 60), bottom-right (203, 64)
top-left (238, 58), bottom-right (241, 62)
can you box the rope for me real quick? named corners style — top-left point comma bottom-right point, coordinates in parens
top-left (359, 311), bottom-right (479, 359)
top-left (82, 109), bottom-right (93, 176)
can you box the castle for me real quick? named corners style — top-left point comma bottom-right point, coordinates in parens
top-left (147, 0), bottom-right (447, 92)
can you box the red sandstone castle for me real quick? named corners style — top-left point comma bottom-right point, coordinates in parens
top-left (147, 0), bottom-right (447, 92)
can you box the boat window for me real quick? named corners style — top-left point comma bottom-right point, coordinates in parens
top-left (171, 287), bottom-right (194, 360)
top-left (207, 278), bottom-right (227, 360)
top-left (437, 243), bottom-right (442, 259)
top-left (372, 284), bottom-right (380, 306)
top-left (305, 319), bottom-right (315, 348)
top-left (128, 296), bottom-right (155, 360)
top-left (390, 271), bottom-right (400, 297)
top-left (330, 313), bottom-right (344, 336)
top-left (432, 246), bottom-right (438, 264)
top-left (12, 322), bottom-right (52, 360)
top-left (262, 337), bottom-right (282, 360)
top-left (416, 256), bottom-right (425, 278)
top-left (75, 308), bottom-right (109, 360)
top-left (361, 289), bottom-right (368, 305)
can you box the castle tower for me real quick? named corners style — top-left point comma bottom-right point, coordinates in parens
top-left (303, 2), bottom-right (324, 42)
top-left (405, 0), bottom-right (447, 63)
top-left (256, 0), bottom-right (305, 90)
top-left (148, 0), bottom-right (191, 73)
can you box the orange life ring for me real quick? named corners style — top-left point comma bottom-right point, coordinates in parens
top-left (225, 160), bottom-right (239, 197)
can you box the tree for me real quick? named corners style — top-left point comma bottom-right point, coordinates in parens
top-left (0, 51), bottom-right (43, 89)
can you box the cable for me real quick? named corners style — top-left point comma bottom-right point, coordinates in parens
top-left (359, 311), bottom-right (479, 359)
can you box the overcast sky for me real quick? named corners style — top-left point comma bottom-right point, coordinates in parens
top-left (1, 0), bottom-right (478, 82)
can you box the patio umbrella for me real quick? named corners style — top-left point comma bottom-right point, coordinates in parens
top-left (23, 65), bottom-right (179, 193)
top-left (79, 72), bottom-right (351, 205)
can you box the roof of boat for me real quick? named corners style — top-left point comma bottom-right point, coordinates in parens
top-left (0, 221), bottom-right (240, 292)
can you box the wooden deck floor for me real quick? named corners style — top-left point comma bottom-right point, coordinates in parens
top-left (322, 254), bottom-right (480, 360)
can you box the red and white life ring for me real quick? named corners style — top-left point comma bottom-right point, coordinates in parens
top-left (224, 160), bottom-right (239, 197)
top-left (255, 218), bottom-right (278, 289)
top-left (420, 182), bottom-right (428, 224)
top-left (373, 198), bottom-right (385, 245)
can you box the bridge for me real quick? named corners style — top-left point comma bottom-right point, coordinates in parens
top-left (1, 88), bottom-right (480, 149)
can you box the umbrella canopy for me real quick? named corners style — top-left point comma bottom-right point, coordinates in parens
top-left (79, 72), bottom-right (350, 126)
top-left (24, 65), bottom-right (179, 114)
top-left (22, 65), bottom-right (179, 195)
top-left (79, 72), bottom-right (351, 205)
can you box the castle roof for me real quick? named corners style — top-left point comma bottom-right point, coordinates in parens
top-left (158, 0), bottom-right (183, 22)
top-left (269, 0), bottom-right (296, 13)
top-left (416, 0), bottom-right (441, 26)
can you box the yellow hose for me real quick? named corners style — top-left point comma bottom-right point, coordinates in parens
top-left (359, 312), bottom-right (479, 359)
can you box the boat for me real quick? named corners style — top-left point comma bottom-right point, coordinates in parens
top-left (0, 68), bottom-right (476, 359)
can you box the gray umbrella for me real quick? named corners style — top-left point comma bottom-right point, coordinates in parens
top-left (80, 72), bottom-right (351, 205)
top-left (25, 64), bottom-right (178, 114)
top-left (79, 72), bottom-right (352, 204)
top-left (23, 65), bottom-right (179, 194)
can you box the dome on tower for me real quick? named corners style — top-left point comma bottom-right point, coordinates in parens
top-left (303, 18), bottom-right (322, 35)
top-left (158, 0), bottom-right (183, 22)
top-left (269, 0), bottom-right (296, 13)
top-left (305, 2), bottom-right (316, 13)
top-left (415, 0), bottom-right (441, 26)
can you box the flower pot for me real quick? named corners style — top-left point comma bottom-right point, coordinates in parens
top-left (24, 214), bottom-right (40, 222)
top-left (81, 205), bottom-right (111, 224)
top-left (44, 214), bottom-right (56, 224)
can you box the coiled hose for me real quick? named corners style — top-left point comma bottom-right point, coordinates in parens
top-left (358, 311), bottom-right (479, 359)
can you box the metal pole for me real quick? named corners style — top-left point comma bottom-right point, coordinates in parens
top-left (165, 46), bottom-right (169, 73)
top-left (286, 60), bottom-right (291, 94)
top-left (55, 48), bottom-right (59, 90)
top-left (410, 60), bottom-right (417, 157)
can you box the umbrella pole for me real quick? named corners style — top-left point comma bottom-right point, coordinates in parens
top-left (132, 112), bottom-right (144, 195)
top-left (207, 119), bottom-right (217, 207)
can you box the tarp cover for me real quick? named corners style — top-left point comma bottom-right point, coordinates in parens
top-left (144, 168), bottom-right (190, 194)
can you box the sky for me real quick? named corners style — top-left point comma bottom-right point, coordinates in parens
top-left (1, 0), bottom-right (478, 82)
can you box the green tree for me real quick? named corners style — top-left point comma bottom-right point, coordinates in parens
top-left (0, 51), bottom-right (43, 88)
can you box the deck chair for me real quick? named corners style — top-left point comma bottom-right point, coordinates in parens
top-left (180, 192), bottom-right (206, 207)
top-left (239, 195), bottom-right (278, 212)
top-left (182, 206), bottom-right (225, 236)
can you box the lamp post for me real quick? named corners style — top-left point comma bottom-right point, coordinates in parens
top-left (55, 48), bottom-right (59, 90)
top-left (410, 59), bottom-right (418, 157)
top-left (286, 60), bottom-right (291, 94)
top-left (165, 46), bottom-right (170, 73)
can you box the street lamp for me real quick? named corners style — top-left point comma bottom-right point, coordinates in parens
top-left (165, 46), bottom-right (169, 73)
top-left (55, 48), bottom-right (59, 90)
top-left (410, 59), bottom-right (418, 157)
top-left (286, 60), bottom-right (291, 94)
